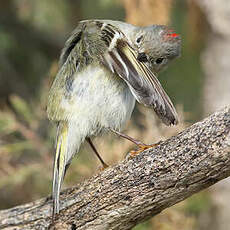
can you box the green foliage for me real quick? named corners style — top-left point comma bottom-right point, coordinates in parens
top-left (133, 221), bottom-right (152, 230)
top-left (0, 111), bottom-right (16, 134)
top-left (0, 31), bottom-right (15, 50)
top-left (185, 192), bottom-right (211, 216)
top-left (9, 95), bottom-right (34, 124)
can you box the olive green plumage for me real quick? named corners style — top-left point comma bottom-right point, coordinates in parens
top-left (47, 19), bottom-right (181, 215)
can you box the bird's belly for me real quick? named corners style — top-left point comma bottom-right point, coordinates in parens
top-left (61, 65), bottom-right (136, 135)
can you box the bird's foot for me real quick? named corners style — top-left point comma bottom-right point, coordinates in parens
top-left (98, 163), bottom-right (109, 171)
top-left (129, 142), bottom-right (160, 158)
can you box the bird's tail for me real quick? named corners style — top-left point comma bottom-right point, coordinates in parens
top-left (52, 122), bottom-right (68, 216)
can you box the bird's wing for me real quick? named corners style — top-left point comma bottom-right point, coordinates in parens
top-left (59, 23), bottom-right (85, 68)
top-left (101, 34), bottom-right (178, 126)
top-left (47, 22), bottom-right (87, 121)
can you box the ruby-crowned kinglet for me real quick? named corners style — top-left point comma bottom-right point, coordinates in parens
top-left (47, 19), bottom-right (181, 216)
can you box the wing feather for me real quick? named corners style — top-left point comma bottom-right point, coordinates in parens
top-left (102, 39), bottom-right (178, 126)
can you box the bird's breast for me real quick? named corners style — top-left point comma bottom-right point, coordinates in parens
top-left (55, 64), bottom-right (136, 134)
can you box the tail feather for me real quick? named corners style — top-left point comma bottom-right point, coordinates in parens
top-left (52, 123), bottom-right (68, 216)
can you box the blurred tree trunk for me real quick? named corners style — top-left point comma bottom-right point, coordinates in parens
top-left (192, 0), bottom-right (230, 229)
top-left (122, 0), bottom-right (173, 25)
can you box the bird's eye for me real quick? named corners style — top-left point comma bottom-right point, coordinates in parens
top-left (136, 35), bottom-right (143, 44)
top-left (155, 58), bottom-right (165, 64)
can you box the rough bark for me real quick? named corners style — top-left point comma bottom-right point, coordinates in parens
top-left (0, 106), bottom-right (230, 230)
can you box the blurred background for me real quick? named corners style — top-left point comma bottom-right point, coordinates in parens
top-left (0, 0), bottom-right (230, 229)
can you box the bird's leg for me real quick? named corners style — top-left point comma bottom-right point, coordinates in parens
top-left (110, 129), bottom-right (159, 157)
top-left (86, 137), bottom-right (108, 169)
top-left (110, 129), bottom-right (145, 146)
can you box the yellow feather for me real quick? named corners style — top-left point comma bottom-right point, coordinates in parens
top-left (52, 122), bottom-right (68, 215)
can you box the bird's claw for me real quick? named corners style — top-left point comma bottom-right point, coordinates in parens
top-left (129, 142), bottom-right (160, 158)
top-left (98, 163), bottom-right (109, 171)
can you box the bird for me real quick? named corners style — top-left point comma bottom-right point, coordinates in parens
top-left (47, 19), bottom-right (181, 216)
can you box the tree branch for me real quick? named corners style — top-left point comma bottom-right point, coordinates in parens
top-left (1, 106), bottom-right (230, 230)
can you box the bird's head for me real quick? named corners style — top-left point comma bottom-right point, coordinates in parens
top-left (132, 25), bottom-right (181, 73)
